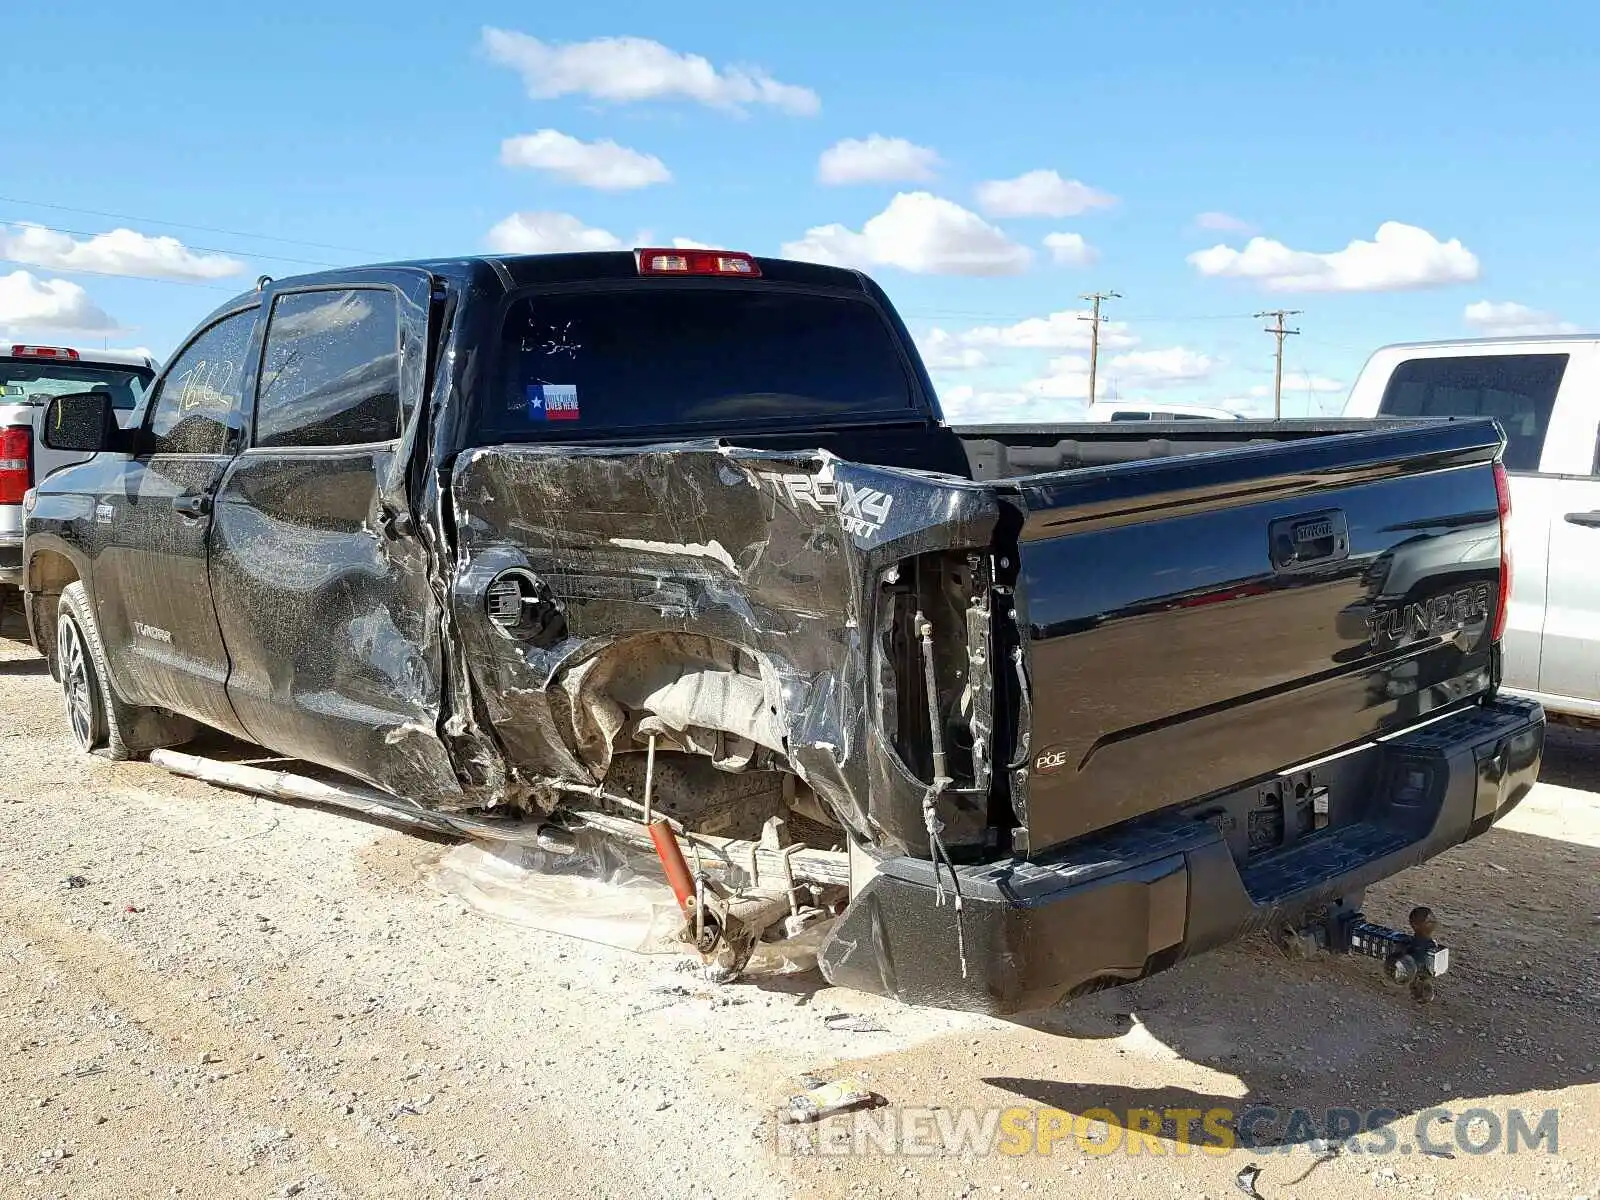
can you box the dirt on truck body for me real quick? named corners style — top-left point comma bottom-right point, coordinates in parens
top-left (22, 248), bottom-right (1542, 1014)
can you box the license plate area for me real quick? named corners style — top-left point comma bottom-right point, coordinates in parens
top-left (1183, 752), bottom-right (1381, 864)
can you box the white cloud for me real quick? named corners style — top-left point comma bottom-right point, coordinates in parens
top-left (975, 170), bottom-right (1116, 219)
top-left (1188, 221), bottom-right (1480, 293)
top-left (1023, 354), bottom-right (1093, 399)
top-left (671, 237), bottom-right (713, 249)
top-left (781, 192), bottom-right (1031, 276)
top-left (486, 212), bottom-right (623, 254)
top-left (953, 308), bottom-right (1137, 352)
top-left (0, 270), bottom-right (117, 333)
top-left (0, 224), bottom-right (242, 282)
top-left (915, 329), bottom-right (988, 370)
top-left (817, 135), bottom-right (940, 185)
top-left (1463, 300), bottom-right (1579, 338)
top-left (1106, 347), bottom-right (1216, 387)
top-left (1193, 211), bottom-right (1254, 234)
top-left (936, 384), bottom-right (1053, 423)
top-left (1014, 346), bottom-right (1212, 403)
top-left (1250, 374), bottom-right (1345, 396)
top-left (1042, 231), bottom-right (1096, 267)
top-left (500, 130), bottom-right (670, 190)
top-left (482, 28), bottom-right (819, 115)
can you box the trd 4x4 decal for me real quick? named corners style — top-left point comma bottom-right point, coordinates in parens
top-left (757, 471), bottom-right (894, 539)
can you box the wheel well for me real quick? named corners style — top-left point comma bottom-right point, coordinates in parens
top-left (27, 550), bottom-right (79, 673)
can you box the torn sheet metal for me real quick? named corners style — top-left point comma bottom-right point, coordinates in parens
top-left (442, 441), bottom-right (1000, 855)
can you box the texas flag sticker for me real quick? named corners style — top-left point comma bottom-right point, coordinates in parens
top-left (526, 383), bottom-right (581, 421)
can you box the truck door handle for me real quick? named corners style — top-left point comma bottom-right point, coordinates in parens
top-left (1564, 510), bottom-right (1600, 528)
top-left (172, 493), bottom-right (212, 520)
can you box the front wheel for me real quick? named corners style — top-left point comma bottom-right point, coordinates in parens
top-left (56, 582), bottom-right (142, 759)
top-left (57, 611), bottom-right (103, 750)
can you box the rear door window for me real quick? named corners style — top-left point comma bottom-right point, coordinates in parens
top-left (1378, 354), bottom-right (1568, 471)
top-left (255, 288), bottom-right (401, 448)
top-left (484, 287), bottom-right (914, 439)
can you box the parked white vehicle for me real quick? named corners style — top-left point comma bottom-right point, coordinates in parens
top-left (1082, 401), bottom-right (1245, 422)
top-left (1, 344), bottom-right (157, 596)
top-left (1344, 335), bottom-right (1600, 720)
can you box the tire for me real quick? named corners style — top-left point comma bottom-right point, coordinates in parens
top-left (57, 581), bottom-right (141, 760)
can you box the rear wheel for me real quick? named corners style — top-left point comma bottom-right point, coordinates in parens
top-left (56, 581), bottom-right (140, 759)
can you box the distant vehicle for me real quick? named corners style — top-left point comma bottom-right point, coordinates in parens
top-left (1082, 401), bottom-right (1245, 422)
top-left (1344, 335), bottom-right (1600, 722)
top-left (1, 344), bottom-right (156, 601)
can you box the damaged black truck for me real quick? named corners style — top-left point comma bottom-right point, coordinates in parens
top-left (22, 249), bottom-right (1543, 1014)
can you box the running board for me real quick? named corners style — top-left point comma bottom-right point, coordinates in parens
top-left (145, 749), bottom-right (848, 887)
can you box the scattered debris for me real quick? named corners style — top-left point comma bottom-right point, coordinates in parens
top-left (822, 1012), bottom-right (887, 1033)
top-left (61, 875), bottom-right (90, 889)
top-left (780, 1076), bottom-right (882, 1124)
top-left (1234, 1162), bottom-right (1265, 1199)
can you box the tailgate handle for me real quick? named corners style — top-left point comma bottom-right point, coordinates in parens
top-left (1270, 509), bottom-right (1349, 573)
top-left (1565, 510), bottom-right (1600, 529)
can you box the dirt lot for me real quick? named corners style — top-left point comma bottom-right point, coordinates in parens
top-left (1, 626), bottom-right (1597, 1199)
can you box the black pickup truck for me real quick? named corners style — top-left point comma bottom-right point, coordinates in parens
top-left (22, 249), bottom-right (1542, 1013)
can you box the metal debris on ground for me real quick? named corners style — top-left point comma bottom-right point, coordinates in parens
top-left (779, 1076), bottom-right (882, 1124)
top-left (821, 1012), bottom-right (887, 1033)
top-left (1235, 1162), bottom-right (1266, 1198)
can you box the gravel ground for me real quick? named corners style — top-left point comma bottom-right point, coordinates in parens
top-left (1, 625), bottom-right (1597, 1199)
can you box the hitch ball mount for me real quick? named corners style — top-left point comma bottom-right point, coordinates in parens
top-left (1280, 903), bottom-right (1448, 1003)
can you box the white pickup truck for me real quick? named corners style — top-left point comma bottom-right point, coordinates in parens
top-left (1, 344), bottom-right (156, 597)
top-left (1344, 336), bottom-right (1600, 720)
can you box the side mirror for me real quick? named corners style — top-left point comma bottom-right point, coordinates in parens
top-left (41, 392), bottom-right (119, 453)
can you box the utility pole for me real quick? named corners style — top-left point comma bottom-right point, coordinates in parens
top-left (1079, 290), bottom-right (1121, 408)
top-left (1255, 309), bottom-right (1302, 418)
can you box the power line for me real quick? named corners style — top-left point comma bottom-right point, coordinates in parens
top-left (0, 194), bottom-right (386, 257)
top-left (1255, 309), bottom-right (1302, 418)
top-left (1079, 290), bottom-right (1122, 408)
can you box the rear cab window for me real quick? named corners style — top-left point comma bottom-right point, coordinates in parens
top-left (0, 361), bottom-right (153, 412)
top-left (478, 285), bottom-right (916, 442)
top-left (1378, 354), bottom-right (1568, 472)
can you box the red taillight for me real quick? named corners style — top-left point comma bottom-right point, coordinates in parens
top-left (8, 344), bottom-right (79, 361)
top-left (1492, 460), bottom-right (1512, 643)
top-left (0, 425), bottom-right (31, 505)
top-left (635, 248), bottom-right (761, 277)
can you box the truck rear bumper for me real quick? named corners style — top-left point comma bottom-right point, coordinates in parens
top-left (818, 696), bottom-right (1544, 1015)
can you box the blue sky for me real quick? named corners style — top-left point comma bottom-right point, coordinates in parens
top-left (3, 0), bottom-right (1596, 419)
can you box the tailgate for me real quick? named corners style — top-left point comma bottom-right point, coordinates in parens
top-left (1010, 419), bottom-right (1506, 854)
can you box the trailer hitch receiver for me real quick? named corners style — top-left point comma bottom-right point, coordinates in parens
top-left (1279, 902), bottom-right (1450, 1003)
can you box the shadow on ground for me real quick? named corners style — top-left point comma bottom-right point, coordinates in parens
top-left (984, 806), bottom-right (1599, 1151)
top-left (1534, 721), bottom-right (1600, 791)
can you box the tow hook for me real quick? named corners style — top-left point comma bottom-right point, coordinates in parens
top-left (1278, 904), bottom-right (1450, 1003)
